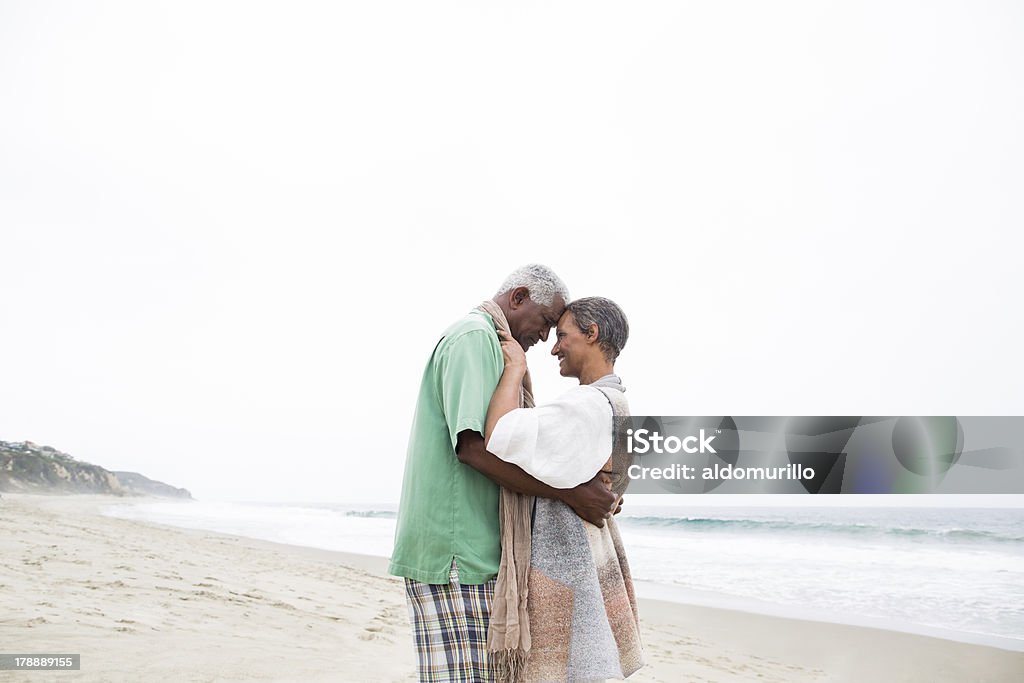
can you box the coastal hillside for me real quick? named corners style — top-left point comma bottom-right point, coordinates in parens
top-left (0, 440), bottom-right (191, 499)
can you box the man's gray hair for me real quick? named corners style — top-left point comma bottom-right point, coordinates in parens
top-left (495, 264), bottom-right (570, 307)
top-left (566, 296), bottom-right (629, 362)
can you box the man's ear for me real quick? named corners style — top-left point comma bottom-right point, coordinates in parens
top-left (509, 286), bottom-right (529, 310)
top-left (587, 323), bottom-right (600, 343)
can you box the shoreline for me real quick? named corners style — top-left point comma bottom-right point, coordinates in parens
top-left (197, 540), bottom-right (1024, 655)
top-left (97, 494), bottom-right (1024, 654)
top-left (631, 580), bottom-right (1024, 654)
top-left (2, 492), bottom-right (1023, 682)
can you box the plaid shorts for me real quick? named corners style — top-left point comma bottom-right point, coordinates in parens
top-left (404, 560), bottom-right (496, 683)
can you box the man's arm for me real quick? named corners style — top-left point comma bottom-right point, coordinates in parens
top-left (456, 430), bottom-right (616, 528)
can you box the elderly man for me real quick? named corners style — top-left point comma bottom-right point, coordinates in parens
top-left (390, 264), bottom-right (616, 683)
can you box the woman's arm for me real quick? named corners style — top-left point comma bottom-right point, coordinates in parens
top-left (487, 387), bottom-right (616, 489)
top-left (485, 328), bottom-right (527, 447)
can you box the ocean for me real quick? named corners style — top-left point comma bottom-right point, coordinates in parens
top-left (101, 500), bottom-right (1024, 651)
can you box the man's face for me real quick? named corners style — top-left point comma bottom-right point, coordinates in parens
top-left (507, 290), bottom-right (565, 351)
top-left (550, 310), bottom-right (589, 378)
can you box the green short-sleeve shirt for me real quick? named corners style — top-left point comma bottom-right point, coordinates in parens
top-left (388, 311), bottom-right (503, 585)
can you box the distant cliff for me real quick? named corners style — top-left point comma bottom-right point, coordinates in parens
top-left (110, 470), bottom-right (192, 499)
top-left (0, 440), bottom-right (192, 499)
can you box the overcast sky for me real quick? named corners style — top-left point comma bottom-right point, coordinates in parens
top-left (2, 1), bottom-right (1022, 503)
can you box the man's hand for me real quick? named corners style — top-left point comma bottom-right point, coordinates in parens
top-left (613, 495), bottom-right (624, 515)
top-left (560, 474), bottom-right (617, 528)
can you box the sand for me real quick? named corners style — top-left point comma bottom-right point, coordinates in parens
top-left (1, 493), bottom-right (1021, 682)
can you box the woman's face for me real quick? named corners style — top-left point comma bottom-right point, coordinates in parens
top-left (550, 311), bottom-right (590, 379)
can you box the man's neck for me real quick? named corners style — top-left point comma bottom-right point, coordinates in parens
top-left (491, 296), bottom-right (512, 322)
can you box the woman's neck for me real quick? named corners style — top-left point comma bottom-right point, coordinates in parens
top-left (580, 360), bottom-right (614, 385)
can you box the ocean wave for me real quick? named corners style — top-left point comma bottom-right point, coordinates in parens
top-left (616, 515), bottom-right (1024, 544)
top-left (344, 510), bottom-right (397, 519)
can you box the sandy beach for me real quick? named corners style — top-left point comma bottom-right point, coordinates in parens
top-left (1, 493), bottom-right (1021, 682)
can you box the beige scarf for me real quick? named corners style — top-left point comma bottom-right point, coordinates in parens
top-left (476, 300), bottom-right (534, 683)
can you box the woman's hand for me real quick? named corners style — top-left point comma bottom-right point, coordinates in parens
top-left (484, 327), bottom-right (529, 444)
top-left (496, 328), bottom-right (527, 375)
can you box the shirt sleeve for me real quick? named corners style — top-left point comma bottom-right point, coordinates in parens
top-left (487, 386), bottom-right (613, 488)
top-left (438, 329), bottom-right (503, 453)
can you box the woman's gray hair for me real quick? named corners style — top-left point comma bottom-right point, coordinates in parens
top-left (566, 297), bottom-right (629, 362)
top-left (495, 264), bottom-right (570, 307)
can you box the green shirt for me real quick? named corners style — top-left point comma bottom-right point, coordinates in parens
top-left (389, 311), bottom-right (503, 585)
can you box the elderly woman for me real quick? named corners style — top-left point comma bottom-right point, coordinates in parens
top-left (484, 297), bottom-right (643, 683)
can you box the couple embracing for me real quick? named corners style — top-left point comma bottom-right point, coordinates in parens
top-left (389, 264), bottom-right (644, 683)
